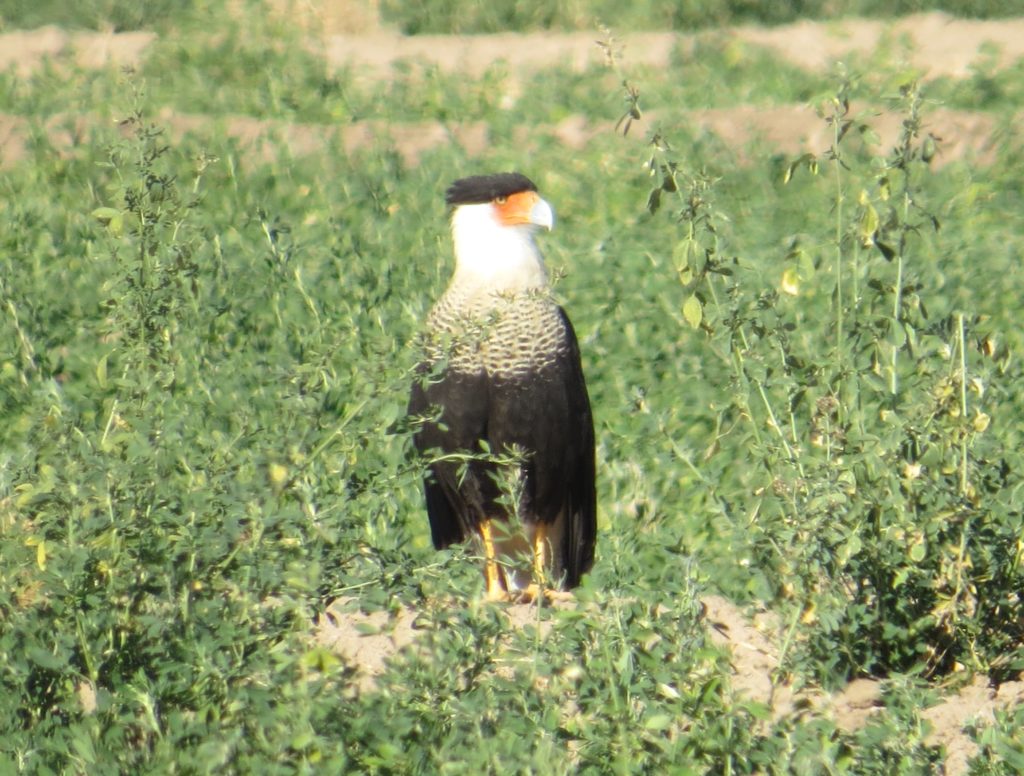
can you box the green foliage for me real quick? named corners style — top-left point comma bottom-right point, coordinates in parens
top-left (0, 0), bottom-right (189, 31)
top-left (0, 25), bottom-right (830, 131)
top-left (379, 0), bottom-right (1020, 34)
top-left (630, 61), bottom-right (1024, 681)
top-left (968, 702), bottom-right (1024, 773)
top-left (0, 95), bottom-right (423, 771)
top-left (1, 0), bottom-right (1020, 34)
top-left (2, 8), bottom-right (1024, 772)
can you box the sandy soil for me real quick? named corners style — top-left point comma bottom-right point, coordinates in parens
top-left (316, 593), bottom-right (1024, 773)
top-left (3, 9), bottom-right (1023, 771)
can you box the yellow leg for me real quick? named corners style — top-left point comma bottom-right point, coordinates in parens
top-left (479, 519), bottom-right (509, 602)
top-left (523, 523), bottom-right (574, 604)
top-left (532, 522), bottom-right (548, 580)
top-left (521, 523), bottom-right (548, 603)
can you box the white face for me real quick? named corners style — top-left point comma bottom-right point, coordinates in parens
top-left (449, 194), bottom-right (555, 292)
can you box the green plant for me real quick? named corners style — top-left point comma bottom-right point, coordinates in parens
top-left (620, 48), bottom-right (1024, 681)
top-left (377, 0), bottom-right (1015, 35)
top-left (0, 0), bottom-right (190, 31)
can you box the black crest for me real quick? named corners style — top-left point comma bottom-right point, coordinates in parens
top-left (445, 172), bottom-right (537, 206)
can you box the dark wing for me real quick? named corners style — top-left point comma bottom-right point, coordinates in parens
top-left (553, 308), bottom-right (596, 587)
top-left (488, 307), bottom-right (596, 588)
top-left (558, 309), bottom-right (596, 586)
top-left (408, 365), bottom-right (490, 549)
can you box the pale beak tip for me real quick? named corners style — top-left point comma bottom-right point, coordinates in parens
top-left (532, 198), bottom-right (555, 231)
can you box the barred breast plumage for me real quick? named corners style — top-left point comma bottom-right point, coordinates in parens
top-left (425, 283), bottom-right (570, 378)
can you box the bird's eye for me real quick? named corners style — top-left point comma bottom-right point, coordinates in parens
top-left (494, 195), bottom-right (508, 204)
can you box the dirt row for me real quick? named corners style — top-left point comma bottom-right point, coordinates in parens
top-left (3, 12), bottom-right (1024, 78)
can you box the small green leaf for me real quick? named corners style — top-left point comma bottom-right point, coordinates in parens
top-left (92, 207), bottom-right (124, 237)
top-left (859, 200), bottom-right (879, 246)
top-left (28, 647), bottom-right (65, 671)
top-left (922, 134), bottom-right (937, 163)
top-left (858, 125), bottom-right (881, 146)
top-left (644, 713), bottom-right (673, 731)
top-left (91, 207), bottom-right (120, 224)
top-left (909, 541), bottom-right (926, 562)
top-left (797, 248), bottom-right (816, 280)
top-left (887, 324), bottom-right (907, 349)
top-left (646, 188), bottom-right (661, 214)
top-left (672, 237), bottom-right (695, 269)
top-left (682, 295), bottom-right (703, 329)
top-left (95, 354), bottom-right (108, 389)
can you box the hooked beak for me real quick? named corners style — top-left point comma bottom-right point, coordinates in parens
top-left (529, 196), bottom-right (554, 231)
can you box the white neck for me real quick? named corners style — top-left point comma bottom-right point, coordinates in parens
top-left (449, 203), bottom-right (548, 293)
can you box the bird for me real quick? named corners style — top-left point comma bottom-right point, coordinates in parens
top-left (408, 172), bottom-right (596, 602)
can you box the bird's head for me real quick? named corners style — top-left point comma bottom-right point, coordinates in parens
top-left (445, 172), bottom-right (554, 290)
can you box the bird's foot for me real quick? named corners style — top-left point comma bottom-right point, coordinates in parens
top-left (517, 584), bottom-right (574, 605)
top-left (484, 584), bottom-right (512, 603)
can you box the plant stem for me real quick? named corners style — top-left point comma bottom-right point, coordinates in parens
top-left (832, 109), bottom-right (844, 379)
top-left (891, 252), bottom-right (903, 396)
top-left (958, 312), bottom-right (968, 496)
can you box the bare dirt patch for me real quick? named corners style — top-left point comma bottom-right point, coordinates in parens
top-left (319, 593), bottom-right (1022, 775)
top-left (315, 595), bottom-right (569, 694)
top-left (0, 25), bottom-right (153, 77)
top-left (732, 12), bottom-right (1024, 77)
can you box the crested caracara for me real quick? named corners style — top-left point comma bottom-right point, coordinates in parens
top-left (408, 172), bottom-right (596, 601)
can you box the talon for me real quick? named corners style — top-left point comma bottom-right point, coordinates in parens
top-left (517, 584), bottom-right (574, 605)
top-left (543, 589), bottom-right (575, 603)
top-left (520, 583), bottom-right (542, 604)
top-left (486, 587), bottom-right (512, 603)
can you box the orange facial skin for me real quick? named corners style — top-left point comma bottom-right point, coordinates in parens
top-left (493, 190), bottom-right (542, 227)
